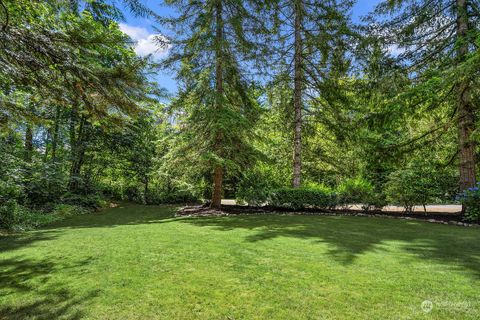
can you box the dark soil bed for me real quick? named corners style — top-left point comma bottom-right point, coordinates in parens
top-left (176, 204), bottom-right (478, 226)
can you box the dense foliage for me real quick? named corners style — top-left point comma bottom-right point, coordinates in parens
top-left (457, 183), bottom-right (480, 222)
top-left (1, 0), bottom-right (478, 229)
top-left (0, 0), bottom-right (183, 229)
top-left (269, 187), bottom-right (336, 210)
top-left (242, 178), bottom-right (383, 212)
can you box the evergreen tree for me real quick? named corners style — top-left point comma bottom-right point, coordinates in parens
top-left (159, 0), bottom-right (266, 208)
top-left (265, 0), bottom-right (355, 188)
top-left (369, 0), bottom-right (479, 196)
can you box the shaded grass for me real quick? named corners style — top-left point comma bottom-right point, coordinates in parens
top-left (0, 204), bottom-right (479, 319)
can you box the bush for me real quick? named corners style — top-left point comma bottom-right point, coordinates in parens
top-left (248, 179), bottom-right (385, 212)
top-left (0, 200), bottom-right (60, 231)
top-left (385, 168), bottom-right (436, 213)
top-left (0, 178), bottom-right (24, 203)
top-left (61, 193), bottom-right (107, 209)
top-left (269, 187), bottom-right (336, 210)
top-left (236, 170), bottom-right (277, 206)
top-left (52, 204), bottom-right (90, 217)
top-left (0, 200), bottom-right (22, 229)
top-left (336, 177), bottom-right (385, 211)
top-left (457, 183), bottom-right (480, 222)
top-left (99, 181), bottom-right (126, 201)
top-left (124, 185), bottom-right (145, 203)
top-left (0, 201), bottom-right (94, 231)
top-left (18, 210), bottom-right (61, 230)
top-left (23, 161), bottom-right (67, 206)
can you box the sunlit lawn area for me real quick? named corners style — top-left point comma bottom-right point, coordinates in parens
top-left (1, 204), bottom-right (479, 319)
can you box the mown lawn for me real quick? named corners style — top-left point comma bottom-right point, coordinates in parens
top-left (1, 205), bottom-right (479, 319)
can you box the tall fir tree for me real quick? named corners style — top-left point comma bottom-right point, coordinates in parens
top-left (370, 0), bottom-right (479, 197)
top-left (159, 0), bottom-right (266, 208)
top-left (265, 0), bottom-right (354, 188)
top-left (292, 0), bottom-right (304, 188)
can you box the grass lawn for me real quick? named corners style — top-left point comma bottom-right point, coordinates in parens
top-left (1, 205), bottom-right (479, 319)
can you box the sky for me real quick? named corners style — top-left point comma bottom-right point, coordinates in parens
top-left (119, 0), bottom-right (381, 94)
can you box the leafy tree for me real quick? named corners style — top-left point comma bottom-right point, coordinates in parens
top-left (0, 0), bottom-right (159, 226)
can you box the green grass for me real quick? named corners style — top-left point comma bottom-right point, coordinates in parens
top-left (1, 205), bottom-right (479, 319)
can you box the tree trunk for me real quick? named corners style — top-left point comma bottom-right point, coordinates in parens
top-left (211, 0), bottom-right (224, 209)
top-left (144, 176), bottom-right (149, 204)
top-left (292, 0), bottom-right (303, 188)
top-left (456, 0), bottom-right (476, 194)
top-left (212, 165), bottom-right (223, 208)
top-left (24, 123), bottom-right (33, 162)
top-left (51, 106), bottom-right (61, 161)
top-left (44, 128), bottom-right (50, 162)
top-left (68, 116), bottom-right (87, 192)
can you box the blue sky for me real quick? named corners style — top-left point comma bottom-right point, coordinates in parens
top-left (119, 0), bottom-right (381, 94)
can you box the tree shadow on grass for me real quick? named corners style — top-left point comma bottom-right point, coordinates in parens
top-left (180, 214), bottom-right (480, 278)
top-left (0, 256), bottom-right (99, 320)
top-left (0, 230), bottom-right (60, 254)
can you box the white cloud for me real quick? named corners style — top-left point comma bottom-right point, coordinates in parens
top-left (119, 23), bottom-right (149, 41)
top-left (119, 23), bottom-right (170, 60)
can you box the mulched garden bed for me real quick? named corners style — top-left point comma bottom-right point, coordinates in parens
top-left (176, 204), bottom-right (479, 227)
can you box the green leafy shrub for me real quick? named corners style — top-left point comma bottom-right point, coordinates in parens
top-left (0, 201), bottom-right (93, 231)
top-left (61, 193), bottom-right (107, 210)
top-left (0, 178), bottom-right (24, 203)
top-left (0, 150), bottom-right (26, 204)
top-left (0, 200), bottom-right (22, 229)
top-left (269, 187), bottom-right (336, 210)
top-left (336, 177), bottom-right (385, 211)
top-left (101, 183), bottom-right (125, 201)
top-left (19, 210), bottom-right (61, 230)
top-left (52, 204), bottom-right (90, 217)
top-left (0, 200), bottom-right (60, 231)
top-left (23, 161), bottom-right (67, 206)
top-left (236, 170), bottom-right (277, 206)
top-left (457, 183), bottom-right (480, 222)
top-left (385, 168), bottom-right (436, 213)
top-left (125, 185), bottom-right (145, 203)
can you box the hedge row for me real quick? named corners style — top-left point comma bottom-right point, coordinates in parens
top-left (261, 185), bottom-right (384, 211)
top-left (269, 188), bottom-right (337, 210)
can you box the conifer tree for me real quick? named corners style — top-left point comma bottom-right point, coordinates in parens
top-left (159, 0), bottom-right (265, 208)
top-left (266, 0), bottom-right (354, 188)
top-left (370, 0), bottom-right (479, 194)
